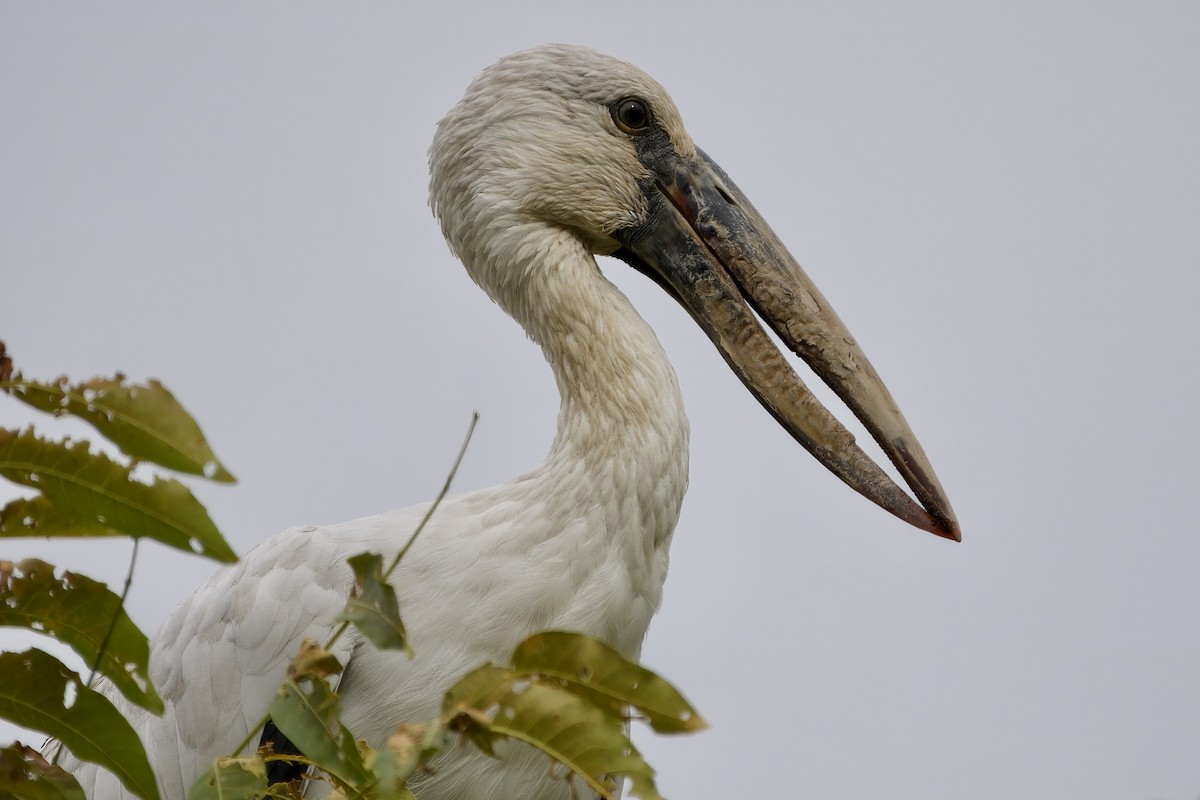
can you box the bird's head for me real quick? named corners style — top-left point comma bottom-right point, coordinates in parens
top-left (430, 44), bottom-right (960, 541)
top-left (430, 44), bottom-right (691, 259)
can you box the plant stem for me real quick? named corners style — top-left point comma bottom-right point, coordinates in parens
top-left (323, 411), bottom-right (479, 651)
top-left (385, 411), bottom-right (479, 579)
top-left (50, 537), bottom-right (140, 765)
top-left (90, 538), bottom-right (141, 686)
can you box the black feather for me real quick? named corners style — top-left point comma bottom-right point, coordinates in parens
top-left (259, 718), bottom-right (308, 786)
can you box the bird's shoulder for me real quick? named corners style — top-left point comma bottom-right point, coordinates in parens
top-left (151, 512), bottom-right (411, 679)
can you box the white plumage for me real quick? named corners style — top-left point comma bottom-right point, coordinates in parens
top-left (61, 43), bottom-right (956, 799)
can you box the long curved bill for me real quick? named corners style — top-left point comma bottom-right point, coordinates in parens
top-left (613, 146), bottom-right (960, 541)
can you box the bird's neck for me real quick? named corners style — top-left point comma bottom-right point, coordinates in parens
top-left (482, 223), bottom-right (691, 556)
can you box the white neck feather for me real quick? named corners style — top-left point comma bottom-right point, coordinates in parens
top-left (512, 222), bottom-right (689, 538)
top-left (462, 221), bottom-right (691, 623)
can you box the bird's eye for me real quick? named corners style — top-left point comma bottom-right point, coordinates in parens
top-left (612, 97), bottom-right (651, 134)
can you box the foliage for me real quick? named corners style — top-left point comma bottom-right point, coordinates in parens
top-left (0, 650), bottom-right (158, 800)
top-left (0, 341), bottom-right (704, 799)
top-left (191, 631), bottom-right (703, 800)
top-left (0, 559), bottom-right (161, 713)
top-left (0, 428), bottom-right (235, 562)
top-left (1, 340), bottom-right (236, 800)
top-left (1, 375), bottom-right (235, 482)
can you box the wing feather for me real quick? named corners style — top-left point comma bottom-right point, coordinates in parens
top-left (58, 523), bottom-right (361, 799)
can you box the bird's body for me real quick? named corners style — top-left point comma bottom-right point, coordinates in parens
top-left (60, 44), bottom-right (957, 799)
top-left (66, 202), bottom-right (690, 800)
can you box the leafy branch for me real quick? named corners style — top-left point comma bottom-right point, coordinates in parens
top-left (0, 340), bottom-right (237, 800)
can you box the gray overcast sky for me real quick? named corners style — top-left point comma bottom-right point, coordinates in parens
top-left (2, 3), bottom-right (1199, 799)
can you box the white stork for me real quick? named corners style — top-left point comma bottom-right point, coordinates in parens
top-left (60, 44), bottom-right (958, 799)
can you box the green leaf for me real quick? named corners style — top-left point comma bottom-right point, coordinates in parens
top-left (0, 496), bottom-right (124, 539)
top-left (0, 559), bottom-right (162, 713)
top-left (0, 649), bottom-right (160, 800)
top-left (337, 553), bottom-right (411, 655)
top-left (0, 427), bottom-right (236, 563)
top-left (0, 743), bottom-right (86, 800)
top-left (186, 757), bottom-right (267, 800)
top-left (1, 375), bottom-right (235, 482)
top-left (510, 631), bottom-right (706, 734)
top-left (268, 674), bottom-right (365, 789)
top-left (445, 665), bottom-right (663, 800)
